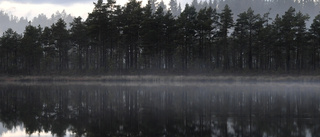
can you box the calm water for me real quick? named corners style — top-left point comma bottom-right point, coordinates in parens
top-left (0, 81), bottom-right (320, 137)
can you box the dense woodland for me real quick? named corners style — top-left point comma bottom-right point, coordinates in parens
top-left (2, 0), bottom-right (320, 75)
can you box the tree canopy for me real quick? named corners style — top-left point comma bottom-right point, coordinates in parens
top-left (1, 0), bottom-right (320, 75)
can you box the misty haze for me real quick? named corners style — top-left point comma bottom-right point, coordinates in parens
top-left (1, 0), bottom-right (320, 136)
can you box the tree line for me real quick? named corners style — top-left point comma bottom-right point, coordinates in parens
top-left (0, 10), bottom-right (73, 34)
top-left (1, 0), bottom-right (320, 75)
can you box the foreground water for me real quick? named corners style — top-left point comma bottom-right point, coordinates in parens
top-left (0, 81), bottom-right (319, 137)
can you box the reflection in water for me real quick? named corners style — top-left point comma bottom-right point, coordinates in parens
top-left (0, 82), bottom-right (320, 137)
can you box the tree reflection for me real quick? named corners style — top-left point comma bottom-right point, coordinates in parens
top-left (0, 83), bottom-right (320, 136)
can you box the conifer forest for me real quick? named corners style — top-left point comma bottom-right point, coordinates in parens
top-left (1, 0), bottom-right (320, 75)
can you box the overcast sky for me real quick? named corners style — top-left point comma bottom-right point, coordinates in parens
top-left (0, 0), bottom-right (192, 20)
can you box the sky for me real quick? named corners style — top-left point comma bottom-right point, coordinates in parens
top-left (0, 0), bottom-right (192, 20)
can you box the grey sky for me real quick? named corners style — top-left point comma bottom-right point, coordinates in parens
top-left (0, 0), bottom-right (192, 20)
top-left (7, 0), bottom-right (92, 4)
top-left (6, 0), bottom-right (191, 6)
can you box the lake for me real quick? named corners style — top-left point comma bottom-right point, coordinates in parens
top-left (0, 81), bottom-right (319, 137)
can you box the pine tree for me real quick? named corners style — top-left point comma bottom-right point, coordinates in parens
top-left (293, 12), bottom-right (309, 70)
top-left (196, 7), bottom-right (215, 69)
top-left (70, 17), bottom-right (88, 70)
top-left (0, 28), bottom-right (21, 73)
top-left (21, 24), bottom-right (43, 74)
top-left (246, 8), bottom-right (261, 69)
top-left (310, 14), bottom-right (320, 69)
top-left (178, 3), bottom-right (182, 16)
top-left (51, 18), bottom-right (70, 71)
top-left (41, 26), bottom-right (56, 71)
top-left (141, 1), bottom-right (156, 69)
top-left (281, 7), bottom-right (296, 71)
top-left (218, 5), bottom-right (233, 70)
top-left (163, 11), bottom-right (177, 70)
top-left (177, 4), bottom-right (197, 70)
top-left (233, 11), bottom-right (249, 69)
top-left (122, 0), bottom-right (143, 70)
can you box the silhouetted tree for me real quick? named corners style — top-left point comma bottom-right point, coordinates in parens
top-left (218, 5), bottom-right (233, 70)
top-left (0, 0), bottom-right (320, 74)
top-left (122, 0), bottom-right (143, 70)
top-left (51, 18), bottom-right (70, 71)
top-left (177, 4), bottom-right (197, 70)
top-left (21, 24), bottom-right (42, 74)
top-left (0, 28), bottom-right (21, 73)
top-left (310, 14), bottom-right (320, 70)
top-left (70, 17), bottom-right (88, 70)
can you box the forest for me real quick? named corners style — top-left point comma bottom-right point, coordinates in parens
top-left (1, 0), bottom-right (320, 75)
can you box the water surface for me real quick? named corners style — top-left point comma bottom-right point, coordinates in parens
top-left (0, 81), bottom-right (319, 137)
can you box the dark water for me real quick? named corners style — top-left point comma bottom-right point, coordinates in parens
top-left (0, 82), bottom-right (320, 137)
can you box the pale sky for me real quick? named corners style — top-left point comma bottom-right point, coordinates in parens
top-left (0, 0), bottom-right (192, 21)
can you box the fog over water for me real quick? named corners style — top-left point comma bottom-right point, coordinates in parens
top-left (0, 81), bottom-right (319, 136)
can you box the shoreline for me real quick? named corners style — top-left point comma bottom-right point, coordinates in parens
top-left (1, 75), bottom-right (320, 82)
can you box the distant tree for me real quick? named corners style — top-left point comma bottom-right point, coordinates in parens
top-left (203, 1), bottom-right (209, 8)
top-left (177, 3), bottom-right (182, 16)
top-left (32, 14), bottom-right (50, 27)
top-left (191, 0), bottom-right (200, 11)
top-left (169, 0), bottom-right (179, 17)
top-left (150, 0), bottom-right (158, 13)
top-left (158, 0), bottom-right (167, 13)
top-left (271, 14), bottom-right (285, 70)
top-left (50, 10), bottom-right (74, 26)
top-left (208, 0), bottom-right (217, 9)
top-left (0, 11), bottom-right (28, 34)
top-left (16, 17), bottom-right (29, 34)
